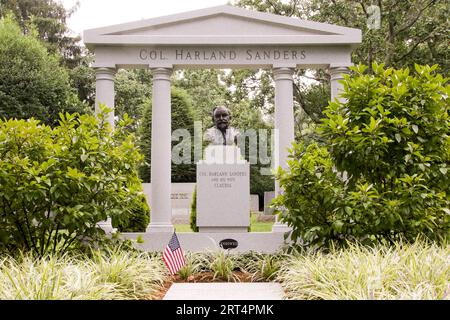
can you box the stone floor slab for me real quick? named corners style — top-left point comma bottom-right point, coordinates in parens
top-left (122, 232), bottom-right (289, 253)
top-left (163, 283), bottom-right (284, 300)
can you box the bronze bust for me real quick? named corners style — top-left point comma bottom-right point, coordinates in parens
top-left (205, 105), bottom-right (240, 145)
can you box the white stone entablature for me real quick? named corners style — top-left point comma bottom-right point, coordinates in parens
top-left (84, 5), bottom-right (361, 69)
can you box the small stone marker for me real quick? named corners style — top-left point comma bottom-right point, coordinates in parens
top-left (250, 194), bottom-right (260, 212)
top-left (264, 191), bottom-right (275, 215)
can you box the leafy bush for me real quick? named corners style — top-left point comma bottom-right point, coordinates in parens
top-left (0, 17), bottom-right (86, 126)
top-left (0, 108), bottom-right (144, 256)
top-left (274, 63), bottom-right (450, 248)
top-left (113, 193), bottom-right (150, 233)
top-left (273, 142), bottom-right (346, 247)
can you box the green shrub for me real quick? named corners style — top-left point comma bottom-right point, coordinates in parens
top-left (0, 108), bottom-right (144, 256)
top-left (0, 17), bottom-right (87, 126)
top-left (189, 187), bottom-right (199, 232)
top-left (275, 63), bottom-right (450, 248)
top-left (113, 193), bottom-right (150, 232)
top-left (321, 63), bottom-right (449, 191)
top-left (273, 142), bottom-right (346, 247)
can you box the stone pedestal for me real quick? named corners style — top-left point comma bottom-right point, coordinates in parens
top-left (197, 146), bottom-right (250, 233)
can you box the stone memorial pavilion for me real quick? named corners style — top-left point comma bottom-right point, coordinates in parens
top-left (84, 5), bottom-right (361, 252)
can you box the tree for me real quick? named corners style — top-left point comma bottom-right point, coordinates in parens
top-left (173, 69), bottom-right (228, 125)
top-left (305, 0), bottom-right (449, 73)
top-left (0, 17), bottom-right (86, 126)
top-left (139, 87), bottom-right (196, 183)
top-left (68, 54), bottom-right (95, 107)
top-left (115, 69), bottom-right (153, 125)
top-left (230, 0), bottom-right (449, 125)
top-left (234, 0), bottom-right (449, 72)
top-left (0, 0), bottom-right (82, 68)
top-left (0, 0), bottom-right (98, 107)
top-left (230, 99), bottom-right (275, 208)
top-left (320, 63), bottom-right (449, 194)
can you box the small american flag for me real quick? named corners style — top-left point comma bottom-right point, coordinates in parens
top-left (163, 232), bottom-right (185, 275)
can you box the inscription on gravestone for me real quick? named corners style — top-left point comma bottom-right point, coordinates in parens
top-left (197, 147), bottom-right (250, 233)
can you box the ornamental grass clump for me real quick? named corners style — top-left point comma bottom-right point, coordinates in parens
top-left (0, 253), bottom-right (111, 299)
top-left (88, 247), bottom-right (168, 299)
top-left (277, 240), bottom-right (449, 300)
top-left (210, 250), bottom-right (237, 281)
top-left (234, 251), bottom-right (287, 281)
top-left (0, 249), bottom-right (168, 300)
top-left (177, 252), bottom-right (203, 280)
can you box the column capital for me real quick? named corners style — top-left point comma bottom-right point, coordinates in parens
top-left (273, 67), bottom-right (294, 81)
top-left (95, 67), bottom-right (116, 81)
top-left (151, 67), bottom-right (173, 81)
top-left (329, 66), bottom-right (350, 81)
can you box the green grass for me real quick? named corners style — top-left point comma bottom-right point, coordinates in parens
top-left (175, 214), bottom-right (274, 232)
top-left (250, 214), bottom-right (273, 232)
top-left (174, 224), bottom-right (194, 232)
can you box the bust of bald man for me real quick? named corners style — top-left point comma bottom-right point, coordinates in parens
top-left (204, 105), bottom-right (240, 146)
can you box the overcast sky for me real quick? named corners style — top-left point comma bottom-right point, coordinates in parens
top-left (61, 0), bottom-right (231, 38)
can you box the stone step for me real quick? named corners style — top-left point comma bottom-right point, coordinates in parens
top-left (163, 282), bottom-right (284, 300)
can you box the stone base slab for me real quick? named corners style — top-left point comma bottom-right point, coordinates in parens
top-left (146, 223), bottom-right (174, 233)
top-left (121, 231), bottom-right (290, 253)
top-left (198, 227), bottom-right (248, 233)
top-left (163, 283), bottom-right (284, 300)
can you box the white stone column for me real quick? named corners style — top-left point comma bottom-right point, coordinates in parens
top-left (147, 67), bottom-right (174, 233)
top-left (95, 67), bottom-right (116, 234)
top-left (272, 67), bottom-right (295, 233)
top-left (329, 66), bottom-right (350, 103)
top-left (95, 67), bottom-right (116, 128)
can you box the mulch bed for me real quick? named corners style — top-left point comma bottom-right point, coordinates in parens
top-left (151, 271), bottom-right (257, 300)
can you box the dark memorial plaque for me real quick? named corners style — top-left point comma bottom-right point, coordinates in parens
top-left (219, 239), bottom-right (239, 249)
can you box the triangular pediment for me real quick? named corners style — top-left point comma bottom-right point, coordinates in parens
top-left (108, 13), bottom-right (335, 37)
top-left (84, 5), bottom-right (361, 47)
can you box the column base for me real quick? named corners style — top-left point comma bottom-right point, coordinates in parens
top-left (271, 222), bottom-right (292, 233)
top-left (146, 223), bottom-right (174, 233)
